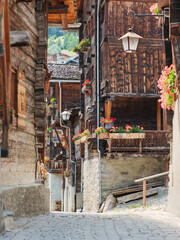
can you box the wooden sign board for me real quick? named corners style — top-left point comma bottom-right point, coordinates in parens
top-left (17, 70), bottom-right (26, 128)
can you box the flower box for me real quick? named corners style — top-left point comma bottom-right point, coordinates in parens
top-left (98, 132), bottom-right (109, 139)
top-left (74, 139), bottom-right (81, 145)
top-left (62, 141), bottom-right (68, 150)
top-left (109, 133), bottom-right (146, 139)
top-left (82, 84), bottom-right (91, 97)
top-left (80, 135), bottom-right (89, 144)
top-left (81, 45), bottom-right (90, 53)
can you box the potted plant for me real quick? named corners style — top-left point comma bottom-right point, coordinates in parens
top-left (157, 64), bottom-right (176, 110)
top-left (95, 127), bottom-right (109, 139)
top-left (43, 168), bottom-right (48, 182)
top-left (63, 170), bottom-right (70, 178)
top-left (80, 129), bottom-right (90, 143)
top-left (109, 125), bottom-right (145, 139)
top-left (50, 98), bottom-right (58, 108)
top-left (61, 136), bottom-right (68, 149)
top-left (10, 107), bottom-right (16, 126)
top-left (73, 133), bottom-right (82, 145)
top-left (73, 46), bottom-right (80, 53)
top-left (82, 79), bottom-right (91, 96)
top-left (101, 117), bottom-right (116, 130)
top-left (150, 3), bottom-right (161, 17)
top-left (79, 39), bottom-right (91, 53)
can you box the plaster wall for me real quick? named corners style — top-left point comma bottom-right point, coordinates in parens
top-left (49, 173), bottom-right (62, 211)
top-left (167, 96), bottom-right (180, 216)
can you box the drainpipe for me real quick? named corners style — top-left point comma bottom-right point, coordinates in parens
top-left (97, 0), bottom-right (102, 205)
top-left (81, 157), bottom-right (84, 211)
top-left (59, 82), bottom-right (77, 212)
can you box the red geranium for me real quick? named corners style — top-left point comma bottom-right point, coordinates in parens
top-left (82, 79), bottom-right (91, 86)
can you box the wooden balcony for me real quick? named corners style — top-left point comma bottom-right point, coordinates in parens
top-left (100, 131), bottom-right (170, 155)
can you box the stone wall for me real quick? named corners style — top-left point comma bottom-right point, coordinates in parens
top-left (83, 150), bottom-right (165, 212)
top-left (167, 96), bottom-right (180, 216)
top-left (2, 184), bottom-right (50, 218)
top-left (101, 156), bottom-right (166, 200)
top-left (83, 150), bottom-right (100, 212)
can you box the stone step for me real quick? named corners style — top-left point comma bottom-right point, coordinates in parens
top-left (3, 211), bottom-right (14, 231)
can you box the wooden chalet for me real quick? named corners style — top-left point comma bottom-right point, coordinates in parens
top-left (78, 0), bottom-right (170, 211)
top-left (0, 0), bottom-right (81, 227)
top-left (46, 63), bottom-right (81, 211)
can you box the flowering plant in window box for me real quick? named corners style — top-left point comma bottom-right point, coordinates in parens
top-left (80, 129), bottom-right (90, 143)
top-left (61, 136), bottom-right (68, 149)
top-left (157, 65), bottom-right (176, 110)
top-left (72, 46), bottom-right (80, 53)
top-left (95, 127), bottom-right (109, 139)
top-left (82, 79), bottom-right (91, 86)
top-left (82, 79), bottom-right (91, 96)
top-left (63, 170), bottom-right (70, 177)
top-left (79, 39), bottom-right (91, 53)
top-left (109, 126), bottom-right (145, 141)
top-left (44, 157), bottom-right (50, 164)
top-left (10, 107), bottom-right (16, 115)
top-left (101, 117), bottom-right (116, 130)
top-left (10, 107), bottom-right (16, 126)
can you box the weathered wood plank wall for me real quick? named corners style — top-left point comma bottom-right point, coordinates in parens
top-left (100, 0), bottom-right (165, 96)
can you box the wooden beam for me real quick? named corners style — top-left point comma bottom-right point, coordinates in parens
top-left (163, 109), bottom-right (167, 130)
top-left (61, 14), bottom-right (68, 30)
top-left (0, 0), bottom-right (4, 56)
top-left (10, 31), bottom-right (32, 47)
top-left (157, 101), bottom-right (161, 130)
top-left (0, 0), bottom-right (11, 156)
top-left (105, 101), bottom-right (112, 119)
top-left (48, 4), bottom-right (69, 14)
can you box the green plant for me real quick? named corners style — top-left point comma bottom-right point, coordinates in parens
top-left (95, 127), bottom-right (107, 135)
top-left (46, 104), bottom-right (53, 111)
top-left (101, 118), bottom-right (116, 125)
top-left (81, 129), bottom-right (90, 137)
top-left (110, 125), bottom-right (144, 133)
top-left (46, 127), bottom-right (53, 133)
top-left (50, 98), bottom-right (57, 103)
top-left (10, 107), bottom-right (16, 115)
top-left (73, 133), bottom-right (82, 141)
top-left (157, 65), bottom-right (176, 110)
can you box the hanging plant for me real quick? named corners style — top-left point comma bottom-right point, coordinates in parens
top-left (157, 65), bottom-right (176, 110)
top-left (82, 79), bottom-right (91, 86)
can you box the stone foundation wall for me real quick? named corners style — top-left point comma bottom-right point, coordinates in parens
top-left (101, 156), bottom-right (165, 200)
top-left (2, 184), bottom-right (50, 218)
top-left (83, 152), bottom-right (100, 212)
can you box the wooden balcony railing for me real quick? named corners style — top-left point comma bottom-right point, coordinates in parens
top-left (104, 130), bottom-right (170, 153)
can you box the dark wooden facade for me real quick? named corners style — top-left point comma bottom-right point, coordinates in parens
top-left (79, 0), bottom-right (169, 154)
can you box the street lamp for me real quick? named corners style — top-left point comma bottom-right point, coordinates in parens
top-left (61, 109), bottom-right (71, 121)
top-left (119, 28), bottom-right (142, 53)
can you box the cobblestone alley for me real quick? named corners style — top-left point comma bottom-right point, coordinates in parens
top-left (1, 206), bottom-right (180, 240)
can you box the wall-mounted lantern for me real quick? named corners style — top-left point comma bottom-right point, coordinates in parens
top-left (119, 28), bottom-right (143, 53)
